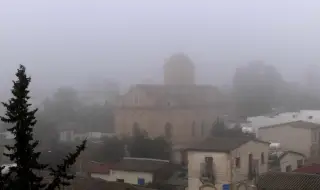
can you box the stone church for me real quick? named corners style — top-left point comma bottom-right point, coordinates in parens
top-left (114, 53), bottom-right (228, 143)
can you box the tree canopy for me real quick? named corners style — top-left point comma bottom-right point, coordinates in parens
top-left (211, 118), bottom-right (255, 139)
top-left (87, 128), bottom-right (172, 162)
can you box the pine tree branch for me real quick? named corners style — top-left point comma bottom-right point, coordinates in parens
top-left (45, 140), bottom-right (86, 190)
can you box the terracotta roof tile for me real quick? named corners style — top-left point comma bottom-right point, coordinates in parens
top-left (294, 164), bottom-right (320, 174)
top-left (110, 157), bottom-right (171, 173)
top-left (87, 161), bottom-right (113, 174)
top-left (71, 177), bottom-right (158, 190)
top-left (185, 137), bottom-right (269, 152)
top-left (257, 172), bottom-right (320, 190)
top-left (260, 120), bottom-right (320, 130)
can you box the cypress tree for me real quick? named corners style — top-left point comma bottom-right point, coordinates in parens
top-left (0, 65), bottom-right (86, 190)
top-left (0, 65), bottom-right (47, 189)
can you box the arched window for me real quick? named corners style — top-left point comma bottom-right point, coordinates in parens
top-left (191, 122), bottom-right (196, 137)
top-left (201, 122), bottom-right (205, 137)
top-left (165, 122), bottom-right (173, 139)
top-left (132, 122), bottom-right (140, 136)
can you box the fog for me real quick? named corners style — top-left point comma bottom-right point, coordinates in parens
top-left (1, 0), bottom-right (320, 97)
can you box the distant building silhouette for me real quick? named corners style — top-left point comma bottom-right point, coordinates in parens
top-left (114, 53), bottom-right (229, 143)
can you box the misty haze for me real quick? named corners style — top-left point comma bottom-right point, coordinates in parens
top-left (1, 1), bottom-right (320, 190)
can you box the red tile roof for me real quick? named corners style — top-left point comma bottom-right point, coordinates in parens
top-left (294, 164), bottom-right (320, 174)
top-left (87, 161), bottom-right (113, 174)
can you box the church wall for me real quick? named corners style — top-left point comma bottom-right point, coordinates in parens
top-left (114, 108), bottom-right (220, 143)
top-left (119, 87), bottom-right (156, 107)
top-left (164, 62), bottom-right (195, 85)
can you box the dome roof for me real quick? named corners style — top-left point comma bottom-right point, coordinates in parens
top-left (164, 53), bottom-right (194, 68)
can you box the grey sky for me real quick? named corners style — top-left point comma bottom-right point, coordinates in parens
top-left (1, 0), bottom-right (320, 96)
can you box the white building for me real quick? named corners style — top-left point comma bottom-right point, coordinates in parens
top-left (277, 151), bottom-right (306, 172)
top-left (91, 157), bottom-right (175, 186)
top-left (258, 121), bottom-right (320, 158)
top-left (186, 137), bottom-right (269, 190)
top-left (247, 110), bottom-right (320, 132)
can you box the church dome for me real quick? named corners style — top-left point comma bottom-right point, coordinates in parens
top-left (163, 53), bottom-right (195, 85)
top-left (164, 53), bottom-right (194, 69)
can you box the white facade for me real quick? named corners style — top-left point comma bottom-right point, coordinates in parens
top-left (187, 141), bottom-right (269, 190)
top-left (279, 152), bottom-right (305, 172)
top-left (247, 110), bottom-right (320, 131)
top-left (188, 151), bottom-right (230, 190)
top-left (91, 170), bottom-right (153, 185)
top-left (105, 170), bottom-right (153, 185)
top-left (258, 123), bottom-right (320, 157)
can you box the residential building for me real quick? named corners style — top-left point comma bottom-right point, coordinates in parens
top-left (258, 121), bottom-right (320, 157)
top-left (247, 110), bottom-right (320, 132)
top-left (186, 137), bottom-right (269, 190)
top-left (115, 53), bottom-right (229, 143)
top-left (103, 157), bottom-right (177, 185)
top-left (256, 172), bottom-right (320, 190)
top-left (86, 161), bottom-right (112, 180)
top-left (272, 151), bottom-right (306, 172)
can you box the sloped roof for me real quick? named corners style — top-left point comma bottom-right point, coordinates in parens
top-left (135, 84), bottom-right (224, 106)
top-left (87, 161), bottom-right (112, 174)
top-left (185, 137), bottom-right (269, 152)
top-left (110, 157), bottom-right (171, 173)
top-left (259, 120), bottom-right (320, 130)
top-left (294, 164), bottom-right (320, 174)
top-left (164, 53), bottom-right (194, 69)
top-left (70, 177), bottom-right (158, 190)
top-left (278, 150), bottom-right (306, 160)
top-left (257, 172), bottom-right (320, 190)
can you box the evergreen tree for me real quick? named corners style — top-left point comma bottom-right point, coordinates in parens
top-left (0, 65), bottom-right (47, 189)
top-left (211, 117), bottom-right (255, 138)
top-left (0, 65), bottom-right (86, 190)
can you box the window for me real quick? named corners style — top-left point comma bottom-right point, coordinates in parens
top-left (201, 157), bottom-right (214, 179)
top-left (116, 179), bottom-right (124, 183)
top-left (285, 165), bottom-right (292, 172)
top-left (261, 152), bottom-right (265, 165)
top-left (191, 122), bottom-right (196, 137)
top-left (205, 157), bottom-right (213, 165)
top-left (248, 153), bottom-right (253, 180)
top-left (235, 157), bottom-right (241, 168)
top-left (297, 159), bottom-right (303, 168)
top-left (137, 178), bottom-right (145, 185)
